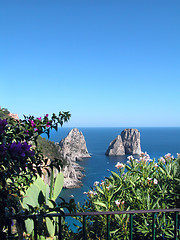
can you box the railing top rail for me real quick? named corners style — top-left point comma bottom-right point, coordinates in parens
top-left (9, 208), bottom-right (180, 220)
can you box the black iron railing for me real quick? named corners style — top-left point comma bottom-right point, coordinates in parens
top-left (8, 208), bottom-right (180, 240)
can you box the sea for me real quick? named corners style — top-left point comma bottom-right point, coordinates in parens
top-left (47, 127), bottom-right (180, 205)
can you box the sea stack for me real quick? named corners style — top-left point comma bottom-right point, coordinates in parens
top-left (59, 128), bottom-right (90, 188)
top-left (121, 128), bottom-right (141, 155)
top-left (59, 128), bottom-right (90, 161)
top-left (105, 135), bottom-right (125, 156)
top-left (105, 128), bottom-right (141, 156)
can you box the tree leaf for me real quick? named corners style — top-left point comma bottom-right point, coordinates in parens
top-left (93, 201), bottom-right (107, 209)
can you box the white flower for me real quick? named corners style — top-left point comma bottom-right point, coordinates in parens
top-left (177, 153), bottom-right (180, 157)
top-left (127, 160), bottom-right (130, 164)
top-left (153, 179), bottom-right (158, 185)
top-left (83, 192), bottom-right (88, 194)
top-left (115, 162), bottom-right (125, 169)
top-left (147, 177), bottom-right (152, 181)
top-left (115, 200), bottom-right (120, 207)
top-left (159, 157), bottom-right (166, 164)
top-left (140, 152), bottom-right (151, 162)
top-left (88, 190), bottom-right (94, 195)
top-left (88, 190), bottom-right (97, 196)
top-left (164, 153), bottom-right (171, 159)
top-left (94, 181), bottom-right (99, 186)
top-left (100, 181), bottom-right (105, 186)
top-left (154, 163), bottom-right (158, 168)
top-left (127, 155), bottom-right (134, 161)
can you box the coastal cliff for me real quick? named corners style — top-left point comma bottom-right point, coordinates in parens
top-left (105, 128), bottom-right (141, 156)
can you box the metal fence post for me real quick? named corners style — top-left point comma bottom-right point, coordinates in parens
top-left (83, 215), bottom-right (87, 240)
top-left (174, 211), bottom-right (178, 240)
top-left (152, 212), bottom-right (156, 240)
top-left (107, 215), bottom-right (110, 240)
top-left (58, 215), bottom-right (62, 240)
top-left (130, 214), bottom-right (133, 240)
top-left (33, 216), bottom-right (38, 240)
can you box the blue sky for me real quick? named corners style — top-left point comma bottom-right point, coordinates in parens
top-left (1, 0), bottom-right (180, 127)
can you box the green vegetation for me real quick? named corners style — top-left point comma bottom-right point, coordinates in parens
top-left (74, 153), bottom-right (180, 239)
top-left (37, 136), bottom-right (67, 167)
top-left (0, 107), bottom-right (10, 119)
top-left (0, 107), bottom-right (72, 239)
top-left (21, 171), bottom-right (75, 239)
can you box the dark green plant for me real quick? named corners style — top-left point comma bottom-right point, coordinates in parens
top-left (37, 136), bottom-right (67, 167)
top-left (75, 153), bottom-right (180, 239)
top-left (0, 108), bottom-right (71, 238)
top-left (20, 171), bottom-right (75, 239)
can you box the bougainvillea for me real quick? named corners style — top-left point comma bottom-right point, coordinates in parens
top-left (0, 108), bottom-right (71, 237)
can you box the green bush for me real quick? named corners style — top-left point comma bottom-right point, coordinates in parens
top-left (37, 136), bottom-right (67, 167)
top-left (75, 152), bottom-right (180, 239)
top-left (0, 108), bottom-right (71, 238)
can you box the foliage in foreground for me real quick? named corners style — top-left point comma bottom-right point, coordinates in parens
top-left (0, 107), bottom-right (71, 239)
top-left (75, 152), bottom-right (180, 239)
top-left (20, 171), bottom-right (75, 240)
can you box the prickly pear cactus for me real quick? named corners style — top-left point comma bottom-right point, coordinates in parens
top-left (22, 172), bottom-right (64, 238)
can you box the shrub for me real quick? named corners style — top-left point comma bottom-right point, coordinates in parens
top-left (0, 108), bottom-right (71, 238)
top-left (75, 152), bottom-right (180, 239)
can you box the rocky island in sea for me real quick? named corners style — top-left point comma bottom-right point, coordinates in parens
top-left (105, 128), bottom-right (141, 156)
top-left (59, 128), bottom-right (91, 188)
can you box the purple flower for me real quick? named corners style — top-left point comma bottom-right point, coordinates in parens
top-left (29, 120), bottom-right (36, 127)
top-left (9, 142), bottom-right (33, 159)
top-left (9, 142), bottom-right (23, 159)
top-left (37, 117), bottom-right (42, 121)
top-left (22, 142), bottom-right (31, 152)
top-left (46, 122), bottom-right (51, 128)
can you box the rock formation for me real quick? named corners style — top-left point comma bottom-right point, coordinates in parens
top-left (105, 135), bottom-right (125, 156)
top-left (105, 128), bottom-right (141, 156)
top-left (59, 128), bottom-right (90, 188)
top-left (59, 128), bottom-right (90, 161)
top-left (121, 128), bottom-right (141, 155)
top-left (62, 162), bottom-right (84, 189)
